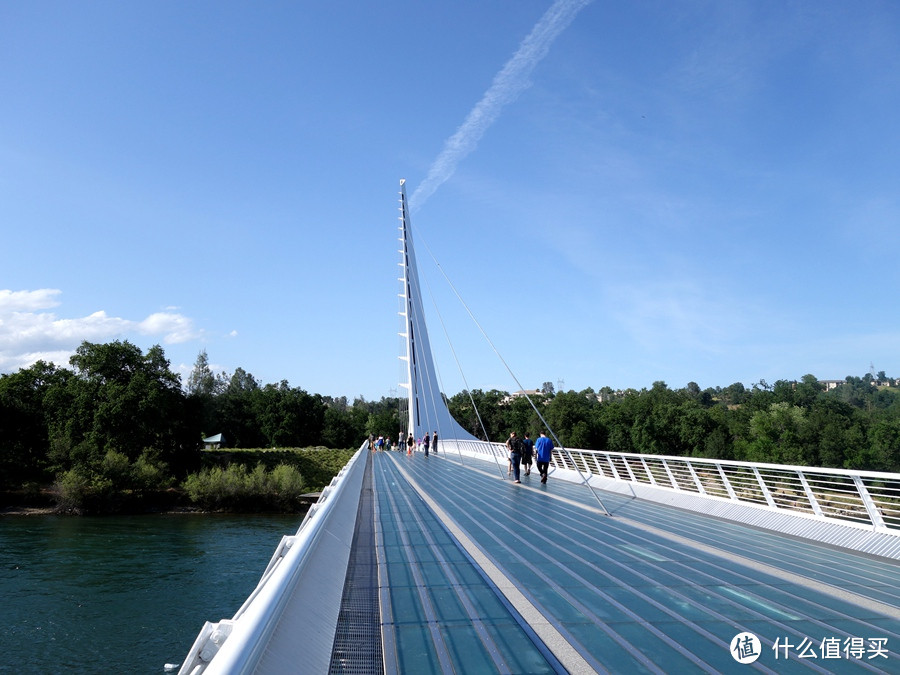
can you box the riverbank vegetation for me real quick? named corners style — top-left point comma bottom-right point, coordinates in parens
top-left (1, 340), bottom-right (898, 513)
top-left (0, 341), bottom-right (372, 513)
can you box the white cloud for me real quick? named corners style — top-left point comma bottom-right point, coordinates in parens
top-left (1, 350), bottom-right (75, 373)
top-left (0, 289), bottom-right (201, 372)
top-left (138, 312), bottom-right (200, 344)
top-left (0, 288), bottom-right (61, 312)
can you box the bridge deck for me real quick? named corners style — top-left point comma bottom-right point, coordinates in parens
top-left (370, 450), bottom-right (900, 673)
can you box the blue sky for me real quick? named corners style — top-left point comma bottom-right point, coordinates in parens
top-left (2, 1), bottom-right (899, 401)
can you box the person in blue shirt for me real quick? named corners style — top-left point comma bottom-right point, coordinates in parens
top-left (534, 431), bottom-right (554, 484)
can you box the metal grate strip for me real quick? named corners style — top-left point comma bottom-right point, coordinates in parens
top-left (328, 453), bottom-right (383, 675)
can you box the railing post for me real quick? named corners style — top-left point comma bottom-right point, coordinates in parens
top-left (717, 463), bottom-right (738, 500)
top-left (623, 457), bottom-right (638, 482)
top-left (687, 462), bottom-right (706, 495)
top-left (581, 451), bottom-right (593, 477)
top-left (640, 457), bottom-right (656, 485)
top-left (592, 454), bottom-right (604, 477)
top-left (796, 470), bottom-right (824, 518)
top-left (606, 455), bottom-right (621, 481)
top-left (753, 467), bottom-right (778, 508)
top-left (853, 476), bottom-right (887, 531)
top-left (661, 459), bottom-right (678, 490)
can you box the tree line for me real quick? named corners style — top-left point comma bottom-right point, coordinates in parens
top-left (0, 342), bottom-right (396, 504)
top-left (2, 341), bottom-right (899, 504)
top-left (448, 376), bottom-right (900, 472)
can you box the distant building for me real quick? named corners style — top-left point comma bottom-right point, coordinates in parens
top-left (500, 389), bottom-right (541, 404)
top-left (202, 433), bottom-right (225, 449)
top-left (595, 390), bottom-right (625, 403)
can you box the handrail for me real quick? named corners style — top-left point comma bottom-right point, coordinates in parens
top-left (549, 448), bottom-right (900, 533)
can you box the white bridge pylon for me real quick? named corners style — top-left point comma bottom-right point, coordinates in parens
top-left (398, 179), bottom-right (477, 443)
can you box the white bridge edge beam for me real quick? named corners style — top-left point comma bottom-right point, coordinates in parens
top-left (178, 443), bottom-right (369, 675)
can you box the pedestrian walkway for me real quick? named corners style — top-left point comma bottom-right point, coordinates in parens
top-left (373, 451), bottom-right (900, 673)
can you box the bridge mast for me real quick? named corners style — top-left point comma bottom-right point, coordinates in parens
top-left (397, 180), bottom-right (477, 442)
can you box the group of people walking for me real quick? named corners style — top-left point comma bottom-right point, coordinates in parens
top-left (373, 428), bottom-right (553, 486)
top-left (369, 435), bottom-right (392, 452)
top-left (370, 432), bottom-right (440, 456)
top-left (506, 431), bottom-right (554, 484)
top-left (403, 431), bottom-right (438, 456)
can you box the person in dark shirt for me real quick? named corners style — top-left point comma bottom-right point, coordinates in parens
top-left (521, 433), bottom-right (535, 475)
top-left (506, 432), bottom-right (522, 483)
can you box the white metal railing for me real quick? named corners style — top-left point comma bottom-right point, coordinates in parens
top-left (561, 449), bottom-right (900, 533)
top-left (177, 441), bottom-right (369, 675)
top-left (444, 439), bottom-right (900, 534)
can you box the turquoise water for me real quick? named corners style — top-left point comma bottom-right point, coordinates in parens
top-left (0, 513), bottom-right (303, 674)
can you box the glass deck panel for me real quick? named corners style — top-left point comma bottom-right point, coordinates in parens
top-left (371, 453), bottom-right (900, 673)
top-left (383, 556), bottom-right (415, 587)
top-left (441, 619), bottom-right (558, 674)
top-left (392, 624), bottom-right (442, 673)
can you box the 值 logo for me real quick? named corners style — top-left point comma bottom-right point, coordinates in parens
top-left (731, 632), bottom-right (762, 664)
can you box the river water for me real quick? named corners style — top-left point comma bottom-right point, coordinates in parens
top-left (0, 513), bottom-right (304, 674)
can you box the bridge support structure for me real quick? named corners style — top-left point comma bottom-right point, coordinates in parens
top-left (396, 179), bottom-right (477, 444)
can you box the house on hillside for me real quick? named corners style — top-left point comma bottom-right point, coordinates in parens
top-left (202, 433), bottom-right (225, 450)
top-left (501, 389), bottom-right (541, 404)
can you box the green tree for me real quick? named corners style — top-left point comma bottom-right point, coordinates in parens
top-left (227, 367), bottom-right (260, 394)
top-left (835, 376), bottom-right (877, 409)
top-left (449, 389), bottom-right (505, 440)
top-left (741, 402), bottom-right (808, 465)
top-left (0, 361), bottom-right (70, 487)
top-left (863, 417), bottom-right (900, 472)
top-left (186, 349), bottom-right (218, 396)
top-left (793, 374), bottom-right (823, 407)
top-left (596, 395), bottom-right (634, 454)
top-left (253, 381), bottom-right (326, 447)
top-left (208, 367), bottom-right (265, 448)
top-left (629, 383), bottom-right (684, 455)
top-left (364, 397), bottom-right (401, 440)
top-left (544, 390), bottom-right (598, 448)
top-left (721, 382), bottom-right (750, 406)
top-left (57, 341), bottom-right (199, 477)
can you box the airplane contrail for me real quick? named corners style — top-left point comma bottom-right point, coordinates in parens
top-left (410, 0), bottom-right (594, 210)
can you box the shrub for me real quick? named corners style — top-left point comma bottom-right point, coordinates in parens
top-left (101, 450), bottom-right (132, 485)
top-left (132, 449), bottom-right (173, 491)
top-left (201, 447), bottom-right (354, 491)
top-left (182, 462), bottom-right (307, 512)
top-left (56, 467), bottom-right (115, 512)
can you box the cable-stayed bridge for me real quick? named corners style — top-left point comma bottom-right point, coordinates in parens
top-left (177, 183), bottom-right (900, 674)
